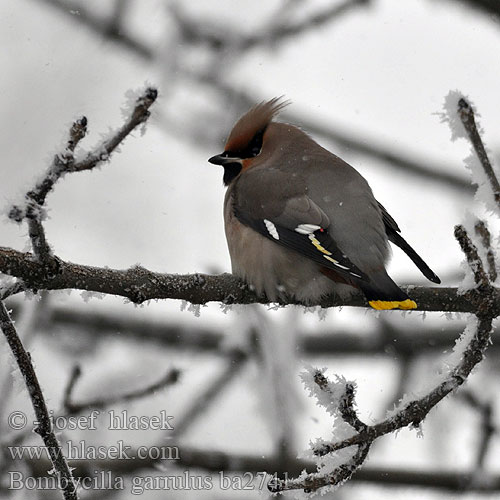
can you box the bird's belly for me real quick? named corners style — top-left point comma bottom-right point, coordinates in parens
top-left (225, 221), bottom-right (354, 303)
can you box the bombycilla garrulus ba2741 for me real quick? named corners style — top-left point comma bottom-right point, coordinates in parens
top-left (209, 98), bottom-right (440, 310)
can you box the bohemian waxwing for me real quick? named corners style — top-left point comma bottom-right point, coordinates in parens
top-left (209, 98), bottom-right (440, 310)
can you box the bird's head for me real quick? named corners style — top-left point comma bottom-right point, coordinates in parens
top-left (209, 97), bottom-right (289, 185)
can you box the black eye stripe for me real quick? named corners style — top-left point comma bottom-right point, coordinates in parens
top-left (227, 129), bottom-right (265, 159)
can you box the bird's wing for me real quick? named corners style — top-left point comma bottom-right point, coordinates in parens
top-left (232, 173), bottom-right (369, 281)
top-left (377, 202), bottom-right (441, 284)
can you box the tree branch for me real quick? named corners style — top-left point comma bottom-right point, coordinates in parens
top-left (475, 220), bottom-right (497, 282)
top-left (63, 366), bottom-right (180, 415)
top-left (73, 87), bottom-right (157, 172)
top-left (1, 246), bottom-right (498, 314)
top-left (459, 389), bottom-right (496, 470)
top-left (458, 97), bottom-right (500, 209)
top-left (273, 316), bottom-right (492, 493)
top-left (6, 88), bottom-right (157, 287)
top-left (0, 301), bottom-right (78, 500)
top-left (170, 0), bottom-right (368, 51)
top-left (38, 0), bottom-right (154, 59)
top-left (455, 224), bottom-right (490, 289)
top-left (19, 452), bottom-right (500, 492)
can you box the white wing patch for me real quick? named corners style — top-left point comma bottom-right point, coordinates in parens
top-left (295, 223), bottom-right (321, 235)
top-left (263, 219), bottom-right (280, 240)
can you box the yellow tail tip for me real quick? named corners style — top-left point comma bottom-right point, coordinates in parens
top-left (369, 299), bottom-right (417, 310)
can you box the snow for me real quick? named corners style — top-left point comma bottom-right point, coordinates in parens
top-left (439, 90), bottom-right (470, 141)
top-left (80, 291), bottom-right (106, 303)
top-left (441, 91), bottom-right (499, 215)
top-left (121, 82), bottom-right (156, 125)
top-left (442, 316), bottom-right (478, 372)
top-left (298, 365), bottom-right (361, 495)
top-left (179, 300), bottom-right (202, 317)
top-left (300, 367), bottom-right (350, 418)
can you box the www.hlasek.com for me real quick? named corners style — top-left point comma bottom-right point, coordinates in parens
top-left (7, 440), bottom-right (179, 461)
top-left (8, 471), bottom-right (276, 493)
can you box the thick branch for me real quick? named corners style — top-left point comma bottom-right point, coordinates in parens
top-left (20, 453), bottom-right (500, 492)
top-left (0, 302), bottom-right (78, 500)
top-left (1, 247), bottom-right (498, 314)
top-left (21, 304), bottom-right (500, 355)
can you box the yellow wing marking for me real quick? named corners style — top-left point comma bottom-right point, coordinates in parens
top-left (309, 235), bottom-right (332, 256)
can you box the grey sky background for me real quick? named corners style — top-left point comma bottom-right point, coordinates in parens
top-left (1, 1), bottom-right (499, 498)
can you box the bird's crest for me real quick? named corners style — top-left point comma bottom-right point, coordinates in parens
top-left (225, 97), bottom-right (290, 153)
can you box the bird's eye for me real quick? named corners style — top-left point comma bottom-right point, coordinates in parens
top-left (246, 129), bottom-right (265, 158)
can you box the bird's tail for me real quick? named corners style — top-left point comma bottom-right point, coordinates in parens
top-left (357, 270), bottom-right (417, 310)
top-left (387, 231), bottom-right (441, 284)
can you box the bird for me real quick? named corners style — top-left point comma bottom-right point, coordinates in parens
top-left (208, 98), bottom-right (440, 310)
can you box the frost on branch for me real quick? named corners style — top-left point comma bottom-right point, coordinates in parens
top-left (269, 368), bottom-right (369, 494)
top-left (441, 91), bottom-right (500, 213)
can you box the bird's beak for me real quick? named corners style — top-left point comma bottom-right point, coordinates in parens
top-left (208, 154), bottom-right (242, 166)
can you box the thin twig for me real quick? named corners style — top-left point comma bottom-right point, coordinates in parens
top-left (74, 87), bottom-right (157, 172)
top-left (26, 116), bottom-right (88, 208)
top-left (39, 0), bottom-right (153, 59)
top-left (270, 442), bottom-right (371, 492)
top-left (170, 349), bottom-right (247, 438)
top-left (270, 371), bottom-right (371, 493)
top-left (63, 367), bottom-right (180, 415)
top-left (62, 365), bottom-right (82, 412)
top-left (458, 98), bottom-right (500, 210)
top-left (455, 225), bottom-right (490, 289)
top-left (170, 0), bottom-right (368, 51)
top-left (0, 280), bottom-right (27, 300)
top-left (0, 301), bottom-right (78, 500)
top-left (475, 220), bottom-right (497, 282)
top-left (7, 88), bottom-right (157, 283)
top-left (314, 372), bottom-right (367, 433)
top-left (11, 88), bottom-right (156, 216)
top-left (459, 390), bottom-right (496, 470)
